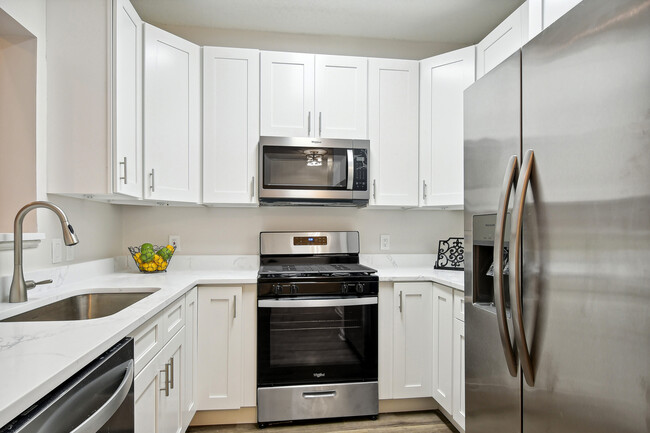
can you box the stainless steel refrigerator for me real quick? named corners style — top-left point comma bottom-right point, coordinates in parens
top-left (463, 1), bottom-right (650, 432)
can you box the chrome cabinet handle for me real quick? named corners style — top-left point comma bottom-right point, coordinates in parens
top-left (169, 356), bottom-right (174, 389)
top-left (319, 112), bottom-right (322, 137)
top-left (119, 157), bottom-right (127, 184)
top-left (494, 155), bottom-right (519, 378)
top-left (307, 111), bottom-right (311, 136)
top-left (399, 290), bottom-right (403, 313)
top-left (69, 360), bottom-right (133, 433)
top-left (233, 295), bottom-right (237, 319)
top-left (422, 180), bottom-right (428, 200)
top-left (150, 169), bottom-right (155, 192)
top-left (373, 179), bottom-right (376, 200)
top-left (160, 361), bottom-right (170, 396)
top-left (251, 176), bottom-right (255, 200)
top-left (510, 149), bottom-right (535, 387)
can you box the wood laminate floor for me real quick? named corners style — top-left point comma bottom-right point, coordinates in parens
top-left (187, 411), bottom-right (457, 433)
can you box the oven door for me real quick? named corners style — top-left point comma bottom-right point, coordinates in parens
top-left (257, 296), bottom-right (378, 387)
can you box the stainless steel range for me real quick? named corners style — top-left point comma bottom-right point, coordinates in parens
top-left (256, 231), bottom-right (379, 427)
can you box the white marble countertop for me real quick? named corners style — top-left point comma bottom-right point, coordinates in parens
top-left (0, 254), bottom-right (465, 427)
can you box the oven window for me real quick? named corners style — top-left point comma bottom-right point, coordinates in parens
top-left (262, 146), bottom-right (348, 190)
top-left (258, 302), bottom-right (378, 386)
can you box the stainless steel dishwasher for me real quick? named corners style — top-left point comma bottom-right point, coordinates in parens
top-left (0, 337), bottom-right (134, 433)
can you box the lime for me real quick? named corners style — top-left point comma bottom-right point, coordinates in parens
top-left (141, 243), bottom-right (154, 251)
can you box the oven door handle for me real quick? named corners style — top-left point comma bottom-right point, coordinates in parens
top-left (258, 297), bottom-right (377, 308)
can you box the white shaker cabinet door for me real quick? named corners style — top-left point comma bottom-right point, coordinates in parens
top-left (315, 55), bottom-right (368, 139)
top-left (419, 46), bottom-right (475, 208)
top-left (453, 318), bottom-right (466, 430)
top-left (432, 283), bottom-right (454, 413)
top-left (113, 0), bottom-right (143, 198)
top-left (393, 282), bottom-right (433, 399)
top-left (135, 327), bottom-right (185, 433)
top-left (260, 51), bottom-right (314, 137)
top-left (203, 47), bottom-right (259, 205)
top-left (368, 59), bottom-right (419, 207)
top-left (197, 286), bottom-right (243, 410)
top-left (476, 3), bottom-right (526, 79)
top-left (143, 24), bottom-right (200, 203)
top-left (182, 288), bottom-right (198, 430)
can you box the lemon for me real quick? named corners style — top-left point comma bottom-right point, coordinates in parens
top-left (134, 252), bottom-right (142, 264)
top-left (166, 245), bottom-right (175, 253)
top-left (157, 261), bottom-right (168, 271)
top-left (153, 254), bottom-right (164, 266)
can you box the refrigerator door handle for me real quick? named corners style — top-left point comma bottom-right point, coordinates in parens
top-left (494, 154), bottom-right (519, 377)
top-left (510, 149), bottom-right (535, 387)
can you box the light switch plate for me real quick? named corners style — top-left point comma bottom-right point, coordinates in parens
top-left (52, 239), bottom-right (62, 264)
top-left (169, 235), bottom-right (180, 251)
top-left (380, 234), bottom-right (390, 251)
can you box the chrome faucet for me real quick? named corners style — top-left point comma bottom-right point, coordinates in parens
top-left (9, 201), bottom-right (79, 303)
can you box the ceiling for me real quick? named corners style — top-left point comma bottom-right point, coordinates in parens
top-left (130, 0), bottom-right (525, 45)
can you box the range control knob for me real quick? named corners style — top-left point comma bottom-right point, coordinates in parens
top-left (273, 284), bottom-right (282, 295)
top-left (341, 283), bottom-right (349, 294)
top-left (356, 282), bottom-right (365, 294)
top-left (290, 283), bottom-right (298, 294)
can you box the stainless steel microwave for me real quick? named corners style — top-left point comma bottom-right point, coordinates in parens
top-left (258, 137), bottom-right (370, 207)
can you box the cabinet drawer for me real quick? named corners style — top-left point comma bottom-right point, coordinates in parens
top-left (131, 295), bottom-right (186, 374)
top-left (162, 296), bottom-right (186, 342)
top-left (131, 314), bottom-right (164, 375)
top-left (454, 291), bottom-right (465, 322)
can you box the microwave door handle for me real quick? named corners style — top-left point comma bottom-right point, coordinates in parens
top-left (347, 149), bottom-right (354, 190)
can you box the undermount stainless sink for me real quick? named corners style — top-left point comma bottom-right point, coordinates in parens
top-left (1, 289), bottom-right (159, 322)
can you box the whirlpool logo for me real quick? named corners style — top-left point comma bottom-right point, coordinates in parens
top-left (313, 372), bottom-right (326, 378)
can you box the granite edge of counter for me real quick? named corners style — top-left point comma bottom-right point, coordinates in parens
top-left (0, 267), bottom-right (464, 426)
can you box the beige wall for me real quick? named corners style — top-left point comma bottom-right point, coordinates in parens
top-left (0, 0), bottom-right (124, 277)
top-left (154, 24), bottom-right (465, 60)
top-left (121, 206), bottom-right (463, 255)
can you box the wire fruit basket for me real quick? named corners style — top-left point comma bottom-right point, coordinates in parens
top-left (128, 244), bottom-right (175, 273)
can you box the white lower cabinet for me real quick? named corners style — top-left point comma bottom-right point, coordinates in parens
top-left (392, 282), bottom-right (433, 399)
top-left (197, 284), bottom-right (256, 411)
top-left (135, 325), bottom-right (185, 433)
top-left (453, 318), bottom-right (466, 430)
top-left (183, 288), bottom-right (198, 429)
top-left (432, 283), bottom-right (453, 413)
top-left (133, 288), bottom-right (197, 433)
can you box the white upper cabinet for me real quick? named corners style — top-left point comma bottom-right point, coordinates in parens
top-left (476, 0), bottom-right (545, 79)
top-left (47, 0), bottom-right (143, 199)
top-left (419, 46), bottom-right (475, 209)
top-left (260, 52), bottom-right (315, 137)
top-left (203, 47), bottom-right (259, 205)
top-left (261, 51), bottom-right (368, 139)
top-left (143, 24), bottom-right (201, 203)
top-left (315, 55), bottom-right (368, 139)
top-left (542, 0), bottom-right (583, 29)
top-left (113, 0), bottom-right (143, 197)
top-left (368, 59), bottom-right (419, 207)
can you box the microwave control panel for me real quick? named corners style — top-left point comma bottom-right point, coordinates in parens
top-left (353, 149), bottom-right (368, 191)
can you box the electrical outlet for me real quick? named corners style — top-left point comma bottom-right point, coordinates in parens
top-left (66, 245), bottom-right (75, 261)
top-left (169, 235), bottom-right (181, 251)
top-left (380, 234), bottom-right (390, 251)
top-left (52, 239), bottom-right (62, 264)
